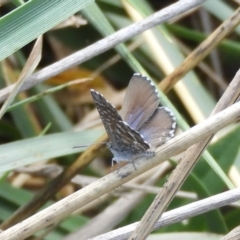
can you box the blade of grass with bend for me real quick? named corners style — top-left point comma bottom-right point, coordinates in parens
top-left (0, 0), bottom-right (94, 61)
top-left (0, 36), bottom-right (42, 120)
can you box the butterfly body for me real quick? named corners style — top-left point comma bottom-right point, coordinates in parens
top-left (108, 121), bottom-right (155, 164)
top-left (91, 73), bottom-right (176, 169)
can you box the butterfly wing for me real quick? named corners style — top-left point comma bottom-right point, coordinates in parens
top-left (120, 73), bottom-right (159, 131)
top-left (91, 90), bottom-right (151, 162)
top-left (111, 120), bottom-right (151, 162)
top-left (139, 107), bottom-right (176, 148)
top-left (91, 90), bottom-right (122, 148)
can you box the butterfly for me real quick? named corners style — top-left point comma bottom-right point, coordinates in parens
top-left (91, 73), bottom-right (176, 170)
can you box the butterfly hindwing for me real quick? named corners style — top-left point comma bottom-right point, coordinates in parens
top-left (139, 107), bottom-right (176, 148)
top-left (120, 73), bottom-right (159, 131)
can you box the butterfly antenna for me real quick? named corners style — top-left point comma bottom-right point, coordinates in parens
top-left (73, 142), bottom-right (108, 148)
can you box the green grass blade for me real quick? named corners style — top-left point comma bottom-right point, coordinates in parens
top-left (0, 0), bottom-right (94, 61)
top-left (0, 129), bottom-right (104, 173)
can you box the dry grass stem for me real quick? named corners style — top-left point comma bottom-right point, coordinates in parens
top-left (221, 226), bottom-right (240, 240)
top-left (65, 165), bottom-right (168, 239)
top-left (0, 99), bottom-right (239, 240)
top-left (159, 7), bottom-right (240, 92)
top-left (92, 187), bottom-right (240, 240)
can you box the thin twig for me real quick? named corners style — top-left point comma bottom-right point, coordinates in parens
top-left (0, 36), bottom-right (42, 119)
top-left (0, 0), bottom-right (205, 103)
top-left (64, 166), bottom-right (168, 240)
top-left (0, 100), bottom-right (239, 240)
top-left (91, 187), bottom-right (240, 240)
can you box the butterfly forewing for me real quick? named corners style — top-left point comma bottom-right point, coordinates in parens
top-left (91, 90), bottom-right (122, 148)
top-left (139, 107), bottom-right (176, 148)
top-left (120, 73), bottom-right (159, 131)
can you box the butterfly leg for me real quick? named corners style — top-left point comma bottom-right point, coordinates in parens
top-left (111, 158), bottom-right (115, 168)
top-left (112, 158), bottom-right (120, 173)
top-left (132, 160), bottom-right (137, 171)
